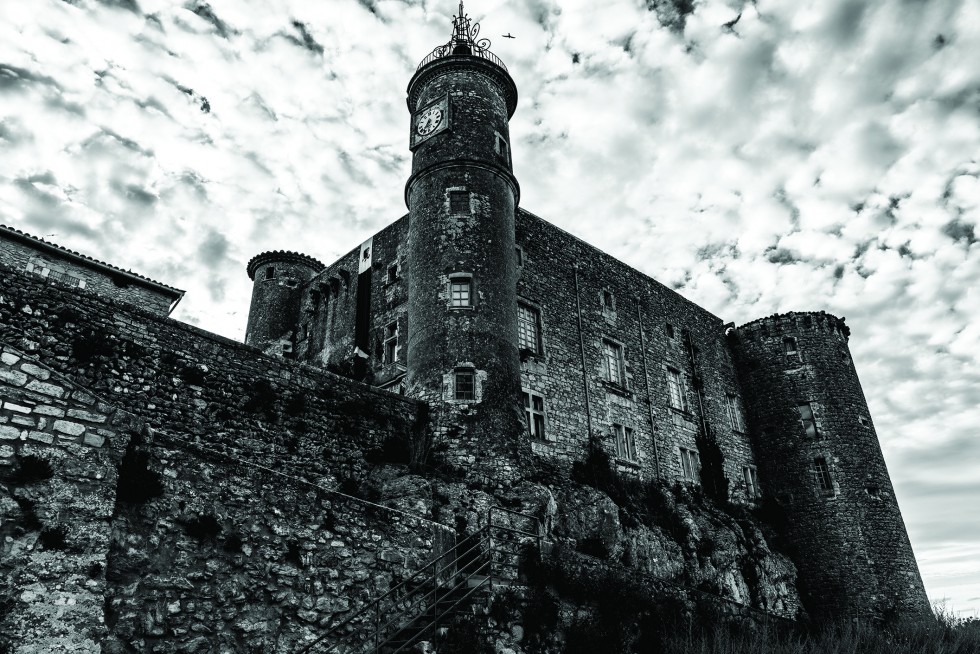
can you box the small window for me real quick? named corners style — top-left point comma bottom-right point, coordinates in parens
top-left (383, 322), bottom-right (398, 364)
top-left (858, 416), bottom-right (869, 427)
top-left (523, 391), bottom-right (547, 440)
top-left (602, 340), bottom-right (625, 386)
top-left (614, 424), bottom-right (637, 461)
top-left (743, 465), bottom-right (760, 499)
top-left (666, 323), bottom-right (675, 339)
top-left (387, 263), bottom-right (399, 284)
top-left (602, 290), bottom-right (615, 311)
top-left (666, 367), bottom-right (687, 411)
top-left (455, 370), bottom-right (475, 401)
top-left (784, 337), bottom-right (799, 358)
top-left (517, 303), bottom-right (542, 354)
top-left (813, 456), bottom-right (834, 494)
top-left (797, 403), bottom-right (819, 438)
top-left (450, 278), bottom-right (472, 307)
top-left (726, 394), bottom-right (745, 432)
top-left (515, 246), bottom-right (524, 267)
top-left (680, 447), bottom-right (700, 482)
top-left (265, 266), bottom-right (276, 280)
top-left (449, 190), bottom-right (470, 214)
top-left (495, 133), bottom-right (509, 161)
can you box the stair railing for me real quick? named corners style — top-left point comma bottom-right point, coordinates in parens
top-left (295, 507), bottom-right (541, 654)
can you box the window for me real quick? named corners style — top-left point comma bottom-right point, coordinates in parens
top-left (666, 323), bottom-right (675, 339)
top-left (726, 394), bottom-right (744, 432)
top-left (515, 246), bottom-right (524, 267)
top-left (743, 465), bottom-right (760, 499)
top-left (449, 190), bottom-right (470, 214)
top-left (784, 337), bottom-right (799, 358)
top-left (496, 134), bottom-right (509, 161)
top-left (797, 403), bottom-right (819, 438)
top-left (450, 278), bottom-right (472, 307)
top-left (455, 370), bottom-right (475, 400)
top-left (813, 456), bottom-right (834, 494)
top-left (383, 322), bottom-right (398, 364)
top-left (523, 391), bottom-right (546, 440)
top-left (858, 416), bottom-right (869, 427)
top-left (517, 303), bottom-right (541, 354)
top-left (666, 368), bottom-right (687, 411)
top-left (265, 266), bottom-right (276, 280)
top-left (602, 340), bottom-right (625, 386)
top-left (387, 263), bottom-right (399, 284)
top-left (602, 290), bottom-right (615, 311)
top-left (680, 447), bottom-right (700, 482)
top-left (614, 424), bottom-right (636, 461)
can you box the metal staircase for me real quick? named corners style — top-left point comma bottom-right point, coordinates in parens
top-left (298, 507), bottom-right (541, 654)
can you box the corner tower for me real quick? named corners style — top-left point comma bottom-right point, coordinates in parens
top-left (245, 251), bottom-right (324, 356)
top-left (404, 4), bottom-right (527, 482)
top-left (730, 312), bottom-right (930, 621)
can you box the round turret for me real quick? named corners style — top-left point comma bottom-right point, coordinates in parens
top-left (403, 4), bottom-right (528, 482)
top-left (730, 311), bottom-right (930, 620)
top-left (244, 251), bottom-right (324, 356)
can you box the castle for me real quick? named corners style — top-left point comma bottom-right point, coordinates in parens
top-left (242, 4), bottom-right (929, 622)
top-left (0, 4), bottom-right (930, 652)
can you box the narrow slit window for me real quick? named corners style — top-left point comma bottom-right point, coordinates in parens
top-left (383, 322), bottom-right (398, 364)
top-left (743, 465), bottom-right (760, 499)
top-left (265, 266), bottom-right (276, 280)
top-left (387, 263), bottom-right (399, 284)
top-left (602, 290), bottom-right (615, 311)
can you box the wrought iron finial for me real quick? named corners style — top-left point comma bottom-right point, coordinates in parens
top-left (417, 1), bottom-right (507, 71)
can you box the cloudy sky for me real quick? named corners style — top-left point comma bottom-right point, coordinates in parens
top-left (2, 0), bottom-right (978, 616)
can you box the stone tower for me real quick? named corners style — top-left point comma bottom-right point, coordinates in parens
top-left (404, 3), bottom-right (528, 482)
top-left (245, 251), bottom-right (324, 356)
top-left (730, 312), bottom-right (931, 621)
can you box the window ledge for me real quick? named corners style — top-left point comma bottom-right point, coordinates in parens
top-left (615, 458), bottom-right (640, 469)
top-left (448, 306), bottom-right (475, 311)
top-left (601, 380), bottom-right (632, 398)
top-left (669, 407), bottom-right (694, 419)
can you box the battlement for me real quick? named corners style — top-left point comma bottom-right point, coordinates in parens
top-left (736, 311), bottom-right (850, 341)
top-left (245, 250), bottom-right (325, 280)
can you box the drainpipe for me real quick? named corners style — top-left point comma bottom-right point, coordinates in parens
top-left (682, 329), bottom-right (711, 439)
top-left (573, 265), bottom-right (593, 438)
top-left (635, 297), bottom-right (661, 481)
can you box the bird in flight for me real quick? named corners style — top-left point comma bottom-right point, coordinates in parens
top-left (502, 33), bottom-right (515, 38)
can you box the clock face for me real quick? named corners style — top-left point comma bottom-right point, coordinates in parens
top-left (416, 107), bottom-right (444, 136)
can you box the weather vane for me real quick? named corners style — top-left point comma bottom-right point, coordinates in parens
top-left (418, 1), bottom-right (508, 69)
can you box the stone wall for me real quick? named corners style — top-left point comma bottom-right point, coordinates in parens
top-left (730, 312), bottom-right (930, 620)
top-left (0, 226), bottom-right (180, 315)
top-left (514, 210), bottom-right (757, 500)
top-left (0, 344), bottom-right (138, 654)
top-left (0, 261), bottom-right (454, 653)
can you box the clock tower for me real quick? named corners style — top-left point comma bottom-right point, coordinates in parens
top-left (404, 3), bottom-right (528, 483)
